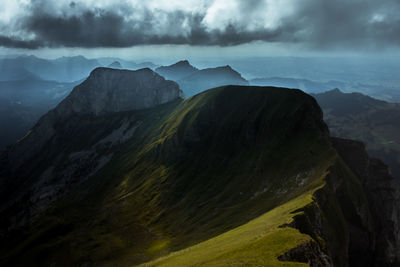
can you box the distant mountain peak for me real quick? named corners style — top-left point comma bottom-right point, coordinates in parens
top-left (330, 88), bottom-right (343, 93)
top-left (155, 60), bottom-right (198, 81)
top-left (108, 61), bottom-right (123, 69)
top-left (167, 59), bottom-right (195, 68)
top-left (209, 65), bottom-right (243, 77)
top-left (175, 59), bottom-right (190, 65)
top-left (222, 65), bottom-right (233, 70)
top-left (177, 65), bottom-right (249, 97)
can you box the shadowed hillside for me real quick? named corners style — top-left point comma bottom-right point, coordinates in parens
top-left (314, 89), bottom-right (400, 180)
top-left (0, 76), bottom-right (399, 266)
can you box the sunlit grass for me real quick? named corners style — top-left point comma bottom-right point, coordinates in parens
top-left (139, 187), bottom-right (322, 267)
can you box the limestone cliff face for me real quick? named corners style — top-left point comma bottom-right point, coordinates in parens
top-left (56, 67), bottom-right (182, 116)
top-left (6, 67), bottom-right (182, 168)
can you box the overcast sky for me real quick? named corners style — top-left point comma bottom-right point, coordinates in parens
top-left (0, 0), bottom-right (399, 59)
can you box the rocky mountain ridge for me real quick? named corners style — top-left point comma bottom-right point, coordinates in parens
top-left (155, 60), bottom-right (199, 81)
top-left (155, 60), bottom-right (249, 97)
top-left (0, 81), bottom-right (399, 266)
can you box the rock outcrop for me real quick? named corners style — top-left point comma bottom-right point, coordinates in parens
top-left (57, 67), bottom-right (182, 116)
top-left (332, 138), bottom-right (400, 266)
top-left (284, 137), bottom-right (400, 267)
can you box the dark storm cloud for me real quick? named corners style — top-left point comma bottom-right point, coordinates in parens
top-left (0, 35), bottom-right (42, 49)
top-left (3, 7), bottom-right (297, 48)
top-left (0, 0), bottom-right (399, 49)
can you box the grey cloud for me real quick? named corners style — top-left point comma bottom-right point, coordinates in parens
top-left (293, 0), bottom-right (400, 48)
top-left (0, 35), bottom-right (42, 49)
top-left (0, 0), bottom-right (399, 49)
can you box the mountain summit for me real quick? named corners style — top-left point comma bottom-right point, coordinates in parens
top-left (57, 67), bottom-right (182, 116)
top-left (155, 60), bottom-right (199, 80)
top-left (178, 65), bottom-right (249, 96)
top-left (155, 60), bottom-right (249, 97)
top-left (107, 61), bottom-right (123, 69)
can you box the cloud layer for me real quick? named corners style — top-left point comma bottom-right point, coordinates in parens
top-left (0, 0), bottom-right (399, 49)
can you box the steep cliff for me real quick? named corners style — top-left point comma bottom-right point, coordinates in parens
top-left (313, 89), bottom-right (400, 181)
top-left (277, 138), bottom-right (400, 267)
top-left (332, 138), bottom-right (400, 266)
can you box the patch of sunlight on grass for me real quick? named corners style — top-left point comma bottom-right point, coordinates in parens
top-left (138, 187), bottom-right (321, 267)
top-left (147, 240), bottom-right (170, 254)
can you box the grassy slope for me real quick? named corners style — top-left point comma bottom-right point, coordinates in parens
top-left (2, 86), bottom-right (341, 266)
top-left (140, 187), bottom-right (324, 267)
top-left (139, 157), bottom-right (369, 267)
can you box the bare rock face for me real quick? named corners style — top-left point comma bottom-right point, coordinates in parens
top-left (279, 137), bottom-right (400, 267)
top-left (7, 68), bottom-right (182, 168)
top-left (332, 138), bottom-right (400, 266)
top-left (57, 67), bottom-right (182, 116)
top-left (278, 240), bottom-right (333, 267)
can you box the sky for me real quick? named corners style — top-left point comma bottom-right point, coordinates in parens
top-left (0, 0), bottom-right (400, 60)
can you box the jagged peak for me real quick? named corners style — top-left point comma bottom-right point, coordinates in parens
top-left (222, 65), bottom-right (233, 70)
top-left (107, 61), bottom-right (123, 69)
top-left (330, 88), bottom-right (343, 93)
top-left (317, 88), bottom-right (343, 96)
top-left (175, 60), bottom-right (190, 65)
top-left (202, 65), bottom-right (241, 76)
top-left (164, 59), bottom-right (195, 68)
